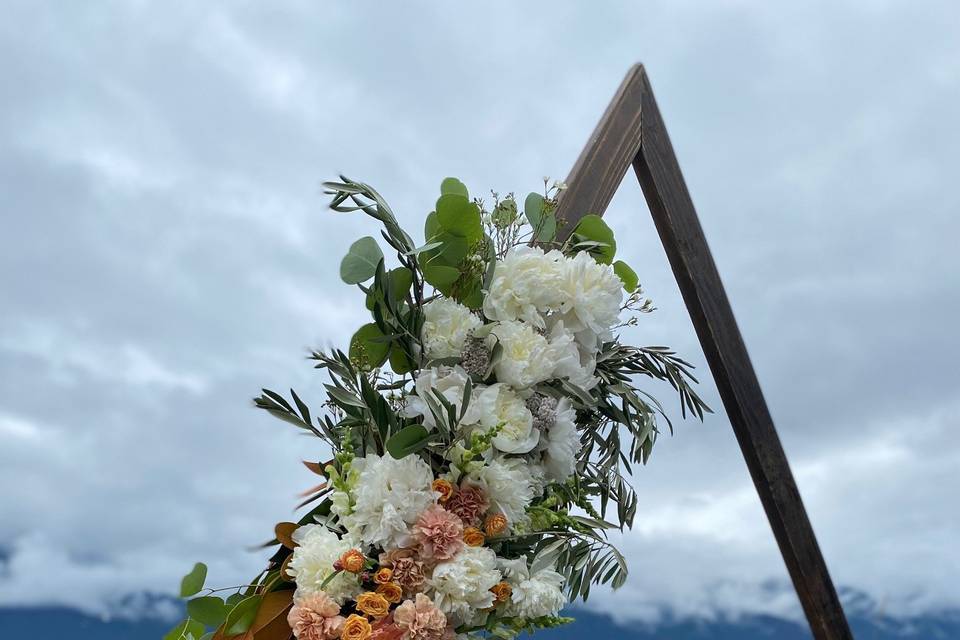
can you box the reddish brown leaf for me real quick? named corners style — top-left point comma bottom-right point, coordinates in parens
top-left (252, 590), bottom-right (294, 634)
top-left (274, 522), bottom-right (299, 549)
top-left (302, 460), bottom-right (326, 476)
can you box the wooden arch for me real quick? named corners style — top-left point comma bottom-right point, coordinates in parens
top-left (555, 64), bottom-right (853, 640)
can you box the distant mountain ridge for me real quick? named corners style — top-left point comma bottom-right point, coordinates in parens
top-left (2, 604), bottom-right (959, 639)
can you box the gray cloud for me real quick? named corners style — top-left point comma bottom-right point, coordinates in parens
top-left (1, 0), bottom-right (958, 623)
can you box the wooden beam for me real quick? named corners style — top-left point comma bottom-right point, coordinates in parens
top-left (556, 64), bottom-right (853, 640)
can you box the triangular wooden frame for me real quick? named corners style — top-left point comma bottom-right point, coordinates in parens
top-left (555, 65), bottom-right (853, 640)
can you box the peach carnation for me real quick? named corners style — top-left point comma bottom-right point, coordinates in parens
top-left (393, 594), bottom-right (454, 640)
top-left (370, 615), bottom-right (405, 640)
top-left (287, 592), bottom-right (346, 640)
top-left (444, 482), bottom-right (489, 526)
top-left (379, 549), bottom-right (426, 594)
top-left (413, 505), bottom-right (464, 561)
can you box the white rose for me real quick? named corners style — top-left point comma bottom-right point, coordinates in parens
top-left (422, 298), bottom-right (482, 360)
top-left (337, 453), bottom-right (437, 549)
top-left (541, 398), bottom-right (580, 482)
top-left (555, 251), bottom-right (624, 346)
top-left (404, 366), bottom-right (481, 429)
top-left (483, 246), bottom-right (565, 328)
top-left (474, 383), bottom-right (538, 454)
top-left (287, 525), bottom-right (362, 604)
top-left (487, 320), bottom-right (555, 389)
top-left (468, 454), bottom-right (537, 527)
top-left (428, 546), bottom-right (502, 626)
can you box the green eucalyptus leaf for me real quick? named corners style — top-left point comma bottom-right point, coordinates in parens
top-left (340, 236), bottom-right (384, 284)
top-left (349, 323), bottom-right (391, 370)
top-left (424, 211), bottom-right (441, 241)
top-left (186, 596), bottom-right (227, 627)
top-left (163, 619), bottom-right (206, 640)
top-left (491, 198), bottom-right (518, 228)
top-left (524, 192), bottom-right (544, 228)
top-left (436, 194), bottom-right (482, 241)
top-left (440, 177), bottom-right (469, 199)
top-left (385, 424), bottom-right (433, 458)
top-left (571, 214), bottom-right (616, 264)
top-left (389, 345), bottom-right (415, 375)
top-left (536, 212), bottom-right (557, 242)
top-left (223, 595), bottom-right (260, 636)
top-left (179, 563), bottom-right (207, 598)
top-left (422, 263), bottom-right (461, 289)
top-left (613, 260), bottom-right (639, 292)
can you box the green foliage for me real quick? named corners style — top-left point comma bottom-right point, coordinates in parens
top-left (186, 596), bottom-right (228, 627)
top-left (613, 259), bottom-right (639, 292)
top-left (349, 322), bottom-right (391, 371)
top-left (340, 236), bottom-right (384, 284)
top-left (569, 214), bottom-right (616, 264)
top-left (179, 563), bottom-right (207, 598)
top-left (385, 424), bottom-right (433, 458)
top-left (436, 194), bottom-right (483, 242)
top-left (223, 595), bottom-right (260, 636)
top-left (440, 176), bottom-right (469, 198)
top-left (524, 192), bottom-right (557, 242)
top-left (163, 618), bottom-right (205, 640)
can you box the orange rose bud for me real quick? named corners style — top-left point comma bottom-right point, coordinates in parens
top-left (484, 513), bottom-right (508, 537)
top-left (463, 527), bottom-right (486, 547)
top-left (373, 566), bottom-right (393, 584)
top-left (340, 548), bottom-right (366, 574)
top-left (376, 581), bottom-right (403, 604)
top-left (356, 591), bottom-right (390, 619)
top-left (432, 478), bottom-right (454, 503)
top-left (490, 581), bottom-right (513, 604)
top-left (342, 614), bottom-right (373, 640)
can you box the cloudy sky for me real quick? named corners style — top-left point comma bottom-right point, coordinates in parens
top-left (1, 0), bottom-right (958, 628)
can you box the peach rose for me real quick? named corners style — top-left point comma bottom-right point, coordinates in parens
top-left (357, 591), bottom-right (391, 619)
top-left (463, 527), bottom-right (485, 547)
top-left (490, 581), bottom-right (513, 605)
top-left (374, 567), bottom-right (394, 584)
top-left (340, 549), bottom-right (366, 574)
top-left (376, 582), bottom-right (404, 604)
top-left (432, 478), bottom-right (454, 503)
top-left (287, 592), bottom-right (346, 640)
top-left (483, 513), bottom-right (508, 537)
top-left (342, 613), bottom-right (373, 640)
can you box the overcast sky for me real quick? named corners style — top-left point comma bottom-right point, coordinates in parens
top-left (1, 0), bottom-right (958, 626)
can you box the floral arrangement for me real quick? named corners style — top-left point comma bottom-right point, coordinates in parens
top-left (167, 177), bottom-right (708, 640)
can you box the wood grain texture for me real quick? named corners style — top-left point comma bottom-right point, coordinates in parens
top-left (559, 64), bottom-right (853, 640)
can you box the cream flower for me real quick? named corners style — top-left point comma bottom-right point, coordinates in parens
top-left (555, 251), bottom-right (624, 346)
top-left (546, 320), bottom-right (599, 389)
top-left (336, 453), bottom-right (438, 550)
top-left (541, 398), bottom-right (580, 482)
top-left (421, 298), bottom-right (482, 360)
top-left (404, 366), bottom-right (480, 429)
top-left (487, 320), bottom-right (555, 389)
top-left (287, 525), bottom-right (362, 604)
top-left (500, 561), bottom-right (566, 618)
top-left (467, 455), bottom-right (537, 527)
top-left (482, 246), bottom-right (565, 327)
top-left (427, 546), bottom-right (502, 626)
top-left (473, 384), bottom-right (538, 454)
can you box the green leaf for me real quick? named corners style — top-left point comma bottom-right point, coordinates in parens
top-left (366, 267), bottom-right (414, 309)
top-left (389, 345), bottom-right (415, 375)
top-left (186, 596), bottom-right (227, 627)
top-left (524, 192), bottom-right (544, 228)
top-left (163, 619), bottom-right (205, 640)
top-left (349, 323), bottom-right (391, 370)
top-left (571, 214), bottom-right (616, 264)
top-left (339, 236), bottom-right (384, 284)
top-left (613, 260), bottom-right (639, 292)
top-left (422, 263), bottom-right (461, 289)
top-left (223, 595), bottom-right (260, 636)
top-left (536, 212), bottom-right (557, 242)
top-left (424, 211), bottom-right (441, 241)
top-left (436, 194), bottom-right (482, 241)
top-left (440, 177), bottom-right (469, 199)
top-left (491, 198), bottom-right (518, 228)
top-left (385, 424), bottom-right (432, 458)
top-left (179, 563), bottom-right (207, 598)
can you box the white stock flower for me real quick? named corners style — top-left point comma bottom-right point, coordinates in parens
top-left (474, 383), bottom-right (538, 454)
top-left (468, 454), bottom-right (537, 527)
top-left (287, 525), bottom-right (362, 604)
top-left (428, 546), bottom-right (502, 625)
top-left (541, 398), bottom-right (579, 482)
top-left (482, 246), bottom-right (565, 327)
top-left (421, 298), bottom-right (482, 360)
top-left (546, 319), bottom-right (599, 389)
top-left (337, 453), bottom-right (437, 549)
top-left (488, 320), bottom-right (555, 389)
top-left (404, 366), bottom-right (479, 429)
top-left (556, 251), bottom-right (624, 346)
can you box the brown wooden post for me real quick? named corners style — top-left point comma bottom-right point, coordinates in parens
top-left (554, 64), bottom-right (853, 640)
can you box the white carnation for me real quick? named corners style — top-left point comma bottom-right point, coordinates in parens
top-left (468, 454), bottom-right (537, 527)
top-left (483, 246), bottom-right (565, 328)
top-left (428, 546), bottom-right (502, 625)
top-left (404, 366), bottom-right (480, 429)
top-left (474, 383), bottom-right (538, 454)
top-left (504, 564), bottom-right (566, 618)
top-left (337, 453), bottom-right (437, 549)
top-left (287, 525), bottom-right (362, 604)
top-left (422, 298), bottom-right (482, 360)
top-left (546, 320), bottom-right (599, 389)
top-left (556, 251), bottom-right (624, 346)
top-left (541, 398), bottom-right (580, 482)
top-left (487, 320), bottom-right (555, 389)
